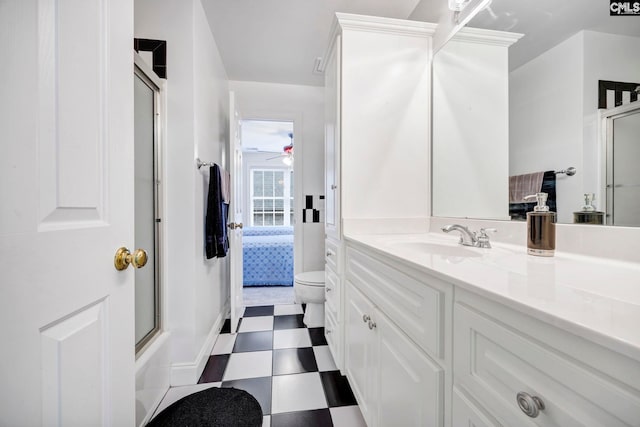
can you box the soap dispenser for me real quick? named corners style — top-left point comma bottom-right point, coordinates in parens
top-left (573, 193), bottom-right (605, 225)
top-left (523, 192), bottom-right (556, 257)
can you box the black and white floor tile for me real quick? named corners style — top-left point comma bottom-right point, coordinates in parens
top-left (151, 304), bottom-right (365, 427)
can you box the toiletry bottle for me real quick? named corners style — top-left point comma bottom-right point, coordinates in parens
top-left (523, 192), bottom-right (556, 257)
top-left (573, 193), bottom-right (605, 224)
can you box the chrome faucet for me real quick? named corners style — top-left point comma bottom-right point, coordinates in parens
top-left (441, 225), bottom-right (496, 248)
top-left (441, 224), bottom-right (477, 246)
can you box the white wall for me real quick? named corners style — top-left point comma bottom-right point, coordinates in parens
top-left (510, 32), bottom-right (584, 224)
top-left (134, 0), bottom-right (229, 423)
top-left (229, 81), bottom-right (325, 273)
top-left (192, 0), bottom-right (230, 372)
top-left (510, 30), bottom-right (640, 223)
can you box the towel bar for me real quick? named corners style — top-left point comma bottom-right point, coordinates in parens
top-left (196, 158), bottom-right (215, 170)
top-left (555, 167), bottom-right (576, 176)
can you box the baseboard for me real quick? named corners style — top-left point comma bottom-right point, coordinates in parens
top-left (170, 301), bottom-right (230, 386)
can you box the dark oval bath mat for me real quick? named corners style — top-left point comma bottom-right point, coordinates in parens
top-left (147, 387), bottom-right (263, 427)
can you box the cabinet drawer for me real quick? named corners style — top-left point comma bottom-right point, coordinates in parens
top-left (325, 268), bottom-right (340, 320)
top-left (325, 238), bottom-right (341, 273)
top-left (454, 302), bottom-right (640, 427)
top-left (325, 308), bottom-right (340, 365)
top-left (346, 247), bottom-right (451, 360)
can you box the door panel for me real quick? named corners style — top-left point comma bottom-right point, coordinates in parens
top-left (229, 91), bottom-right (244, 333)
top-left (41, 301), bottom-right (108, 425)
top-left (38, 0), bottom-right (107, 228)
top-left (345, 282), bottom-right (375, 425)
top-left (377, 307), bottom-right (444, 427)
top-left (324, 35), bottom-right (341, 238)
top-left (0, 0), bottom-right (135, 424)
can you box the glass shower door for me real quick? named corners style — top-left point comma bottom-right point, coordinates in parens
top-left (609, 107), bottom-right (640, 227)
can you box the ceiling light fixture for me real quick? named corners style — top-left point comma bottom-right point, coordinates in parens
top-left (282, 133), bottom-right (293, 166)
top-left (448, 0), bottom-right (470, 12)
top-left (450, 0), bottom-right (492, 25)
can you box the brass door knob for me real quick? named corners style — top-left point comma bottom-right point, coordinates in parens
top-left (114, 247), bottom-right (148, 271)
top-left (228, 222), bottom-right (243, 230)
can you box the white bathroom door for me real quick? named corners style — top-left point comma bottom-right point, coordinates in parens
top-left (228, 91), bottom-right (245, 333)
top-left (0, 1), bottom-right (136, 425)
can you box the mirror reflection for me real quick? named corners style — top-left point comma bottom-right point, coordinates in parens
top-left (432, 0), bottom-right (640, 226)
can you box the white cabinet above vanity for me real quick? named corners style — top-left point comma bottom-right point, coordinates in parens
top-left (322, 13), bottom-right (435, 372)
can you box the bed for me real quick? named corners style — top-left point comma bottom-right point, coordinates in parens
top-left (242, 226), bottom-right (294, 286)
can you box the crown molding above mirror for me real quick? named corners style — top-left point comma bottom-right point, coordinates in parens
top-left (431, 0), bottom-right (640, 227)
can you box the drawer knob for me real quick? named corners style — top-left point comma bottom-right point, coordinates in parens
top-left (326, 251), bottom-right (333, 257)
top-left (362, 314), bottom-right (371, 323)
top-left (368, 320), bottom-right (377, 330)
top-left (516, 392), bottom-right (545, 418)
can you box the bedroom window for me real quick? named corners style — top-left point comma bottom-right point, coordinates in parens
top-left (251, 169), bottom-right (293, 226)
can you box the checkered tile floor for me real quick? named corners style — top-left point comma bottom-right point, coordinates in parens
top-left (151, 304), bottom-right (366, 427)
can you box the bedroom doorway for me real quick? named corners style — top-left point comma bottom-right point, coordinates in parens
top-left (241, 119), bottom-right (296, 306)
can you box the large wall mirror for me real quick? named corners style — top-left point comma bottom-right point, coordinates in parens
top-left (431, 0), bottom-right (640, 226)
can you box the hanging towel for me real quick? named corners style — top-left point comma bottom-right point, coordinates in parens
top-left (540, 171), bottom-right (557, 213)
top-left (220, 169), bottom-right (231, 204)
top-left (205, 164), bottom-right (229, 259)
top-left (509, 171), bottom-right (545, 203)
top-left (509, 171), bottom-right (557, 221)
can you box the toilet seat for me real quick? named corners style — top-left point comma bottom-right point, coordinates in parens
top-left (295, 271), bottom-right (325, 287)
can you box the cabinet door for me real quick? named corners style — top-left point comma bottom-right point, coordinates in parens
top-left (345, 281), bottom-right (375, 425)
top-left (375, 307), bottom-right (445, 427)
top-left (453, 388), bottom-right (500, 427)
top-left (324, 35), bottom-right (341, 238)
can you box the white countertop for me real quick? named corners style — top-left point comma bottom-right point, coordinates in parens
top-left (345, 232), bottom-right (640, 361)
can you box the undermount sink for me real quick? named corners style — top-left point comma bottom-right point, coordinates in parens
top-left (387, 241), bottom-right (482, 258)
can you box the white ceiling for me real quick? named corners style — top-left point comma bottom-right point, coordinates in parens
top-left (202, 0), bottom-right (640, 85)
top-left (462, 0), bottom-right (640, 70)
top-left (201, 0), bottom-right (422, 86)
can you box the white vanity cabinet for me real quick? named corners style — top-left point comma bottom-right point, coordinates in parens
top-left (322, 13), bottom-right (435, 372)
top-left (345, 245), bottom-right (452, 427)
top-left (453, 289), bottom-right (640, 427)
top-left (324, 236), bottom-right (342, 368)
top-left (344, 239), bottom-right (640, 427)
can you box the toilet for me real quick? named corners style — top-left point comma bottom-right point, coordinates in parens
top-left (294, 271), bottom-right (326, 327)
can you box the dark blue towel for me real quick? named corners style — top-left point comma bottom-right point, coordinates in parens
top-left (509, 171), bottom-right (557, 221)
top-left (205, 164), bottom-right (228, 259)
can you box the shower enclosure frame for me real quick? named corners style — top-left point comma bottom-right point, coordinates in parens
top-left (600, 101), bottom-right (640, 226)
top-left (134, 54), bottom-right (166, 356)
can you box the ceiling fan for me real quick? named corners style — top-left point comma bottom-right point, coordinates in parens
top-left (266, 133), bottom-right (294, 165)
